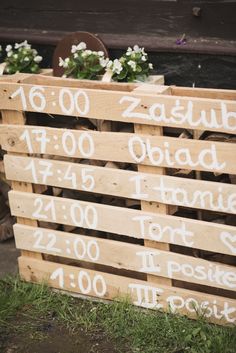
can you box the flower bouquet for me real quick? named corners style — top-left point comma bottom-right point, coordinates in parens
top-left (59, 43), bottom-right (162, 84)
top-left (0, 41), bottom-right (43, 75)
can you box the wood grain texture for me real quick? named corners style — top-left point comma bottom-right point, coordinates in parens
top-left (1, 74), bottom-right (235, 326)
top-left (14, 224), bottom-right (236, 291)
top-left (1, 125), bottom-right (235, 174)
top-left (8, 191), bottom-right (236, 256)
top-left (5, 155), bottom-right (236, 214)
top-left (18, 257), bottom-right (236, 325)
top-left (0, 80), bottom-right (235, 133)
top-left (0, 0), bottom-right (236, 55)
top-left (134, 85), bottom-right (171, 286)
top-left (1, 110), bottom-right (42, 260)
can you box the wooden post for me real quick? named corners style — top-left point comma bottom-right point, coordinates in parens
top-left (1, 109), bottom-right (42, 260)
top-left (193, 130), bottom-right (203, 221)
top-left (134, 84), bottom-right (172, 286)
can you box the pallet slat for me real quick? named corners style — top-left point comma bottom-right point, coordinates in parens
top-left (5, 155), bottom-right (236, 214)
top-left (1, 125), bottom-right (235, 173)
top-left (19, 256), bottom-right (236, 325)
top-left (0, 81), bottom-right (235, 133)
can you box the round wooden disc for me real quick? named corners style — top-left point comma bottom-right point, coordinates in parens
top-left (52, 31), bottom-right (109, 77)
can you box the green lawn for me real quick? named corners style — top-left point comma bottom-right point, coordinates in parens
top-left (0, 276), bottom-right (235, 353)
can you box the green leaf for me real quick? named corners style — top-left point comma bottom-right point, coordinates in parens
top-left (89, 65), bottom-right (103, 73)
top-left (116, 69), bottom-right (128, 80)
top-left (136, 65), bottom-right (142, 73)
top-left (185, 334), bottom-right (192, 342)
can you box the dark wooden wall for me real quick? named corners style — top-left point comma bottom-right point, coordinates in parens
top-left (0, 0), bottom-right (235, 54)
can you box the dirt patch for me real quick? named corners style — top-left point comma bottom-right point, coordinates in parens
top-left (0, 239), bottom-right (20, 278)
top-left (0, 318), bottom-right (119, 353)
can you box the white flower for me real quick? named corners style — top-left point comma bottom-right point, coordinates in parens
top-left (7, 51), bottom-right (13, 57)
top-left (141, 55), bottom-right (146, 61)
top-left (74, 53), bottom-right (78, 58)
top-left (128, 60), bottom-right (137, 71)
top-left (106, 60), bottom-right (113, 69)
top-left (62, 74), bottom-right (67, 78)
top-left (59, 57), bottom-right (64, 67)
top-left (98, 51), bottom-right (104, 57)
top-left (6, 45), bottom-right (12, 52)
top-left (34, 55), bottom-right (42, 63)
top-left (15, 40), bottom-right (31, 49)
top-left (82, 50), bottom-right (92, 57)
top-left (141, 47), bottom-right (146, 55)
top-left (126, 47), bottom-right (133, 56)
top-left (13, 54), bottom-right (18, 59)
top-left (99, 57), bottom-right (109, 68)
top-left (77, 42), bottom-right (86, 51)
top-left (24, 57), bottom-right (30, 62)
top-left (112, 59), bottom-right (123, 74)
top-left (71, 42), bottom-right (86, 53)
top-left (21, 40), bottom-right (29, 48)
top-left (71, 45), bottom-right (77, 54)
top-left (62, 57), bottom-right (70, 68)
top-left (133, 45), bottom-right (141, 53)
top-left (149, 63), bottom-right (153, 69)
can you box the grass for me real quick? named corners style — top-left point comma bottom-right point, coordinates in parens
top-left (0, 275), bottom-right (236, 353)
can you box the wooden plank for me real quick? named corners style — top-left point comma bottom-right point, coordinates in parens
top-left (1, 1), bottom-right (236, 55)
top-left (171, 86), bottom-right (236, 101)
top-left (0, 81), bottom-right (235, 133)
top-left (8, 191), bottom-right (236, 256)
top-left (16, 74), bottom-right (139, 91)
top-left (20, 74), bottom-right (164, 90)
top-left (1, 109), bottom-right (42, 260)
top-left (14, 224), bottom-right (236, 292)
top-left (194, 130), bottom-right (203, 221)
top-left (0, 27), bottom-right (235, 56)
top-left (5, 155), bottom-right (236, 214)
top-left (40, 69), bottom-right (53, 77)
top-left (1, 125), bottom-right (236, 174)
top-left (134, 85), bottom-right (171, 287)
top-left (1, 0), bottom-right (236, 39)
top-left (18, 257), bottom-right (236, 325)
top-left (0, 73), bottom-right (33, 83)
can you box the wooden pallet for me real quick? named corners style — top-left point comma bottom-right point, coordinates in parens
top-left (0, 73), bottom-right (235, 325)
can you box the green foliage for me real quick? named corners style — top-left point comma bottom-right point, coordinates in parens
top-left (0, 276), bottom-right (235, 353)
top-left (60, 42), bottom-right (107, 80)
top-left (111, 45), bottom-right (153, 82)
top-left (78, 300), bottom-right (236, 353)
top-left (3, 41), bottom-right (42, 74)
top-left (60, 43), bottom-right (154, 82)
